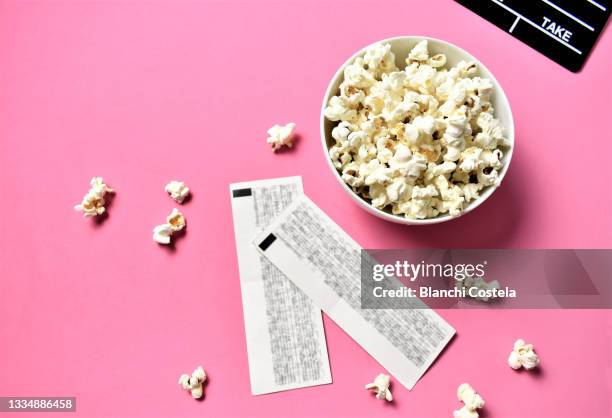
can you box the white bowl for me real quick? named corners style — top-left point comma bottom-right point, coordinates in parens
top-left (320, 36), bottom-right (514, 225)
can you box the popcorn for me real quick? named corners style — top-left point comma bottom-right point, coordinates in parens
top-left (364, 43), bottom-right (397, 77)
top-left (453, 383), bottom-right (485, 418)
top-left (344, 59), bottom-right (377, 88)
top-left (462, 183), bottom-right (482, 202)
top-left (477, 166), bottom-right (499, 187)
top-left (475, 112), bottom-right (505, 149)
top-left (454, 406), bottom-right (480, 418)
top-left (428, 53), bottom-right (447, 68)
top-left (74, 177), bottom-right (114, 217)
top-left (324, 40), bottom-right (509, 219)
top-left (434, 175), bottom-right (464, 217)
top-left (455, 275), bottom-right (500, 301)
top-left (365, 373), bottom-right (393, 402)
top-left (324, 97), bottom-right (357, 122)
top-left (153, 208), bottom-right (186, 245)
top-left (178, 366), bottom-right (207, 399)
top-left (414, 115), bottom-right (436, 135)
top-left (508, 339), bottom-right (540, 370)
top-left (458, 147), bottom-right (483, 172)
top-left (165, 181), bottom-right (190, 203)
top-left (332, 121), bottom-right (352, 142)
top-left (152, 224), bottom-right (173, 245)
top-left (167, 208), bottom-right (186, 231)
top-left (407, 40), bottom-right (429, 62)
top-left (267, 123), bottom-right (296, 151)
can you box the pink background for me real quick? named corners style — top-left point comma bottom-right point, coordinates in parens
top-left (0, 0), bottom-right (611, 417)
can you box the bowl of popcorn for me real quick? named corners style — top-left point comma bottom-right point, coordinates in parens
top-left (321, 36), bottom-right (514, 224)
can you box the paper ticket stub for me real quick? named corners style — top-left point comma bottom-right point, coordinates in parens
top-left (230, 177), bottom-right (331, 395)
top-left (254, 195), bottom-right (455, 390)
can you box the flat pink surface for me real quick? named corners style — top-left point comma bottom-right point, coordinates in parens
top-left (0, 1), bottom-right (611, 417)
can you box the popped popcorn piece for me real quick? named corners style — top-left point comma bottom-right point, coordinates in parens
top-left (455, 275), bottom-right (500, 301)
top-left (508, 339), bottom-right (540, 370)
top-left (365, 373), bottom-right (393, 402)
top-left (477, 166), bottom-right (499, 187)
top-left (165, 180), bottom-right (190, 203)
top-left (178, 366), bottom-right (207, 399)
top-left (406, 184), bottom-right (440, 219)
top-left (167, 208), bottom-right (186, 231)
top-left (428, 53), bottom-right (447, 68)
top-left (453, 383), bottom-right (485, 418)
top-left (475, 112), bottom-right (505, 150)
top-left (324, 96), bottom-right (357, 122)
top-left (267, 123), bottom-right (296, 152)
top-left (324, 40), bottom-right (509, 220)
top-left (458, 147), bottom-right (482, 172)
top-left (364, 43), bottom-right (398, 77)
top-left (152, 224), bottom-right (173, 245)
top-left (344, 58), bottom-right (377, 88)
top-left (74, 177), bottom-right (114, 217)
top-left (454, 406), bottom-right (480, 418)
top-left (331, 121), bottom-right (352, 142)
top-left (407, 40), bottom-right (429, 62)
top-left (434, 175), bottom-right (464, 217)
top-left (153, 208), bottom-right (186, 245)
top-left (462, 183), bottom-right (482, 202)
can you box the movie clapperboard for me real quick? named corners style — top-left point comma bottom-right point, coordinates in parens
top-left (456, 0), bottom-right (611, 72)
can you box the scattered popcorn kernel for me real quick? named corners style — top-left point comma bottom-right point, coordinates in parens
top-left (454, 383), bottom-right (485, 418)
top-left (166, 208), bottom-right (186, 232)
top-left (365, 373), bottom-right (393, 402)
top-left (324, 40), bottom-right (509, 219)
top-left (455, 275), bottom-right (500, 302)
top-left (267, 122), bottom-right (296, 152)
top-left (74, 177), bottom-right (114, 217)
top-left (454, 406), bottom-right (480, 418)
top-left (152, 209), bottom-right (186, 245)
top-left (165, 181), bottom-right (190, 203)
top-left (508, 339), bottom-right (540, 370)
top-left (178, 366), bottom-right (207, 399)
top-left (152, 224), bottom-right (173, 245)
